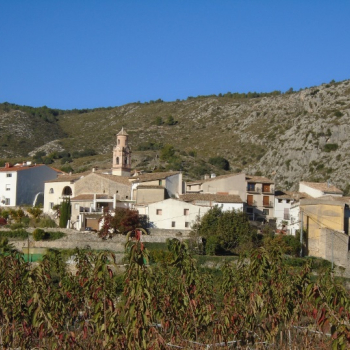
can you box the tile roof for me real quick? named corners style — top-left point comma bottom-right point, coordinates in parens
top-left (46, 171), bottom-right (92, 183)
top-left (71, 194), bottom-right (113, 201)
top-left (246, 175), bottom-right (274, 184)
top-left (0, 164), bottom-right (48, 172)
top-left (137, 185), bottom-right (165, 189)
top-left (275, 190), bottom-right (312, 200)
top-left (117, 127), bottom-right (128, 136)
top-left (180, 193), bottom-right (243, 203)
top-left (300, 181), bottom-right (343, 194)
top-left (130, 171), bottom-right (180, 182)
top-left (46, 171), bottom-right (131, 186)
top-left (96, 173), bottom-right (131, 186)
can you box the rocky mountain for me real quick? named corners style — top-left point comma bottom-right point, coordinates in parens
top-left (1, 79), bottom-right (350, 191)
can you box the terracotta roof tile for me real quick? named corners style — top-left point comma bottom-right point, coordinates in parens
top-left (0, 164), bottom-right (48, 172)
top-left (130, 171), bottom-right (180, 182)
top-left (246, 175), bottom-right (274, 184)
top-left (300, 181), bottom-right (343, 194)
top-left (275, 191), bottom-right (312, 200)
top-left (71, 194), bottom-right (113, 201)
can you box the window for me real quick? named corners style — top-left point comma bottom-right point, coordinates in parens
top-left (156, 209), bottom-right (162, 215)
top-left (6, 173), bottom-right (12, 177)
top-left (247, 183), bottom-right (255, 191)
top-left (49, 188), bottom-right (54, 194)
top-left (5, 198), bottom-right (10, 205)
top-left (185, 222), bottom-right (190, 228)
top-left (125, 157), bottom-right (127, 165)
top-left (286, 199), bottom-right (290, 203)
top-left (278, 199), bottom-right (282, 203)
top-left (184, 209), bottom-right (189, 216)
top-left (171, 221), bottom-right (176, 227)
top-left (263, 196), bottom-right (270, 206)
top-left (49, 202), bottom-right (54, 209)
top-left (262, 184), bottom-right (270, 193)
top-left (118, 139), bottom-right (120, 145)
top-left (75, 204), bottom-right (79, 210)
top-left (247, 195), bottom-right (254, 206)
top-left (263, 209), bottom-right (269, 215)
top-left (5, 184), bottom-right (10, 191)
top-left (284, 208), bottom-right (290, 220)
top-left (62, 186), bottom-right (72, 196)
top-left (159, 180), bottom-right (163, 186)
top-left (116, 157), bottom-right (119, 165)
top-left (246, 207), bottom-right (253, 213)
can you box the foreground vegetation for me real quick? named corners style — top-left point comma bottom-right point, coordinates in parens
top-left (0, 236), bottom-right (349, 349)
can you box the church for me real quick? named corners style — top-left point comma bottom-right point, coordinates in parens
top-left (43, 128), bottom-right (183, 230)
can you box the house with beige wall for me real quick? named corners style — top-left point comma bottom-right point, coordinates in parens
top-left (300, 197), bottom-right (350, 268)
top-left (131, 171), bottom-right (183, 204)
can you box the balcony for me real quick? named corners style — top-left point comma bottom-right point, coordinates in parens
top-left (246, 187), bottom-right (261, 194)
top-left (247, 200), bottom-right (257, 207)
top-left (262, 187), bottom-right (274, 194)
top-left (263, 201), bottom-right (274, 208)
top-left (284, 214), bottom-right (290, 220)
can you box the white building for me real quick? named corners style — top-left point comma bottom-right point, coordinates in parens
top-left (0, 162), bottom-right (60, 207)
top-left (299, 181), bottom-right (343, 198)
top-left (147, 198), bottom-right (210, 230)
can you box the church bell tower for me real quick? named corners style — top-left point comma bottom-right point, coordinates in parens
top-left (112, 127), bottom-right (131, 176)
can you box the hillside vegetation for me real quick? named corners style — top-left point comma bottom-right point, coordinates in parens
top-left (1, 79), bottom-right (350, 191)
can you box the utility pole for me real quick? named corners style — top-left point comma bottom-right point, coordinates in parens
top-left (331, 229), bottom-right (334, 269)
top-left (300, 210), bottom-right (303, 257)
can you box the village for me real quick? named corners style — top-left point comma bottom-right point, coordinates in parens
top-left (1, 127), bottom-right (349, 271)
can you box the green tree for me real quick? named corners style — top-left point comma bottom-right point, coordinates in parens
top-left (59, 198), bottom-right (71, 228)
top-left (160, 144), bottom-right (175, 161)
top-left (154, 116), bottom-right (163, 126)
top-left (208, 156), bottom-right (230, 170)
top-left (195, 206), bottom-right (254, 255)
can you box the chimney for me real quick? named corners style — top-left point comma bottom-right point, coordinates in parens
top-left (5, 162), bottom-right (10, 168)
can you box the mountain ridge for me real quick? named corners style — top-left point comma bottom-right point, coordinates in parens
top-left (1, 79), bottom-right (350, 192)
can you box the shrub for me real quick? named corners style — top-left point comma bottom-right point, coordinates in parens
top-left (33, 228), bottom-right (47, 241)
top-left (37, 216), bottom-right (57, 228)
top-left (209, 156), bottom-right (230, 170)
top-left (47, 231), bottom-right (65, 240)
top-left (281, 235), bottom-right (301, 256)
top-left (0, 229), bottom-right (29, 240)
top-left (324, 144), bottom-right (338, 152)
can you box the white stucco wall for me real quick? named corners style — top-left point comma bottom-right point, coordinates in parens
top-left (299, 183), bottom-right (323, 198)
top-left (217, 202), bottom-right (244, 212)
top-left (44, 181), bottom-right (75, 213)
top-left (0, 171), bottom-right (17, 206)
top-left (289, 204), bottom-right (300, 236)
top-left (15, 166), bottom-right (58, 206)
top-left (165, 173), bottom-right (183, 198)
top-left (148, 198), bottom-right (210, 230)
top-left (274, 198), bottom-right (292, 229)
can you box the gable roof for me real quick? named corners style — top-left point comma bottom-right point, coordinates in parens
top-left (180, 193), bottom-right (243, 203)
top-left (0, 164), bottom-right (50, 172)
top-left (70, 194), bottom-right (113, 201)
top-left (46, 171), bottom-right (92, 183)
top-left (246, 175), bottom-right (274, 184)
top-left (46, 171), bottom-right (131, 186)
top-left (130, 171), bottom-right (180, 183)
top-left (300, 181), bottom-right (343, 195)
top-left (275, 190), bottom-right (312, 200)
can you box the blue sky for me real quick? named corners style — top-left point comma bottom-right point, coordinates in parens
top-left (0, 1), bottom-right (349, 109)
